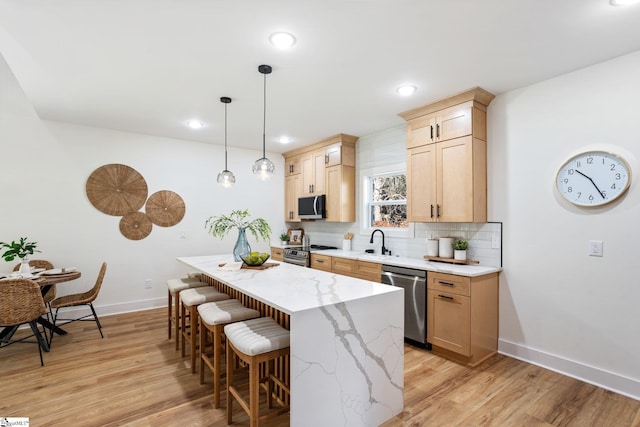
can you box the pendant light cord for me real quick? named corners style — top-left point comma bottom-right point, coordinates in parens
top-left (224, 102), bottom-right (228, 169)
top-left (262, 71), bottom-right (267, 159)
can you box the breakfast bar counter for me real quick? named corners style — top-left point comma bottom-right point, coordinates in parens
top-left (178, 255), bottom-right (404, 427)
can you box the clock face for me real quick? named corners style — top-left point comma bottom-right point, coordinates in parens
top-left (556, 151), bottom-right (631, 207)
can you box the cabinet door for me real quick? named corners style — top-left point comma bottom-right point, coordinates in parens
top-left (332, 257), bottom-right (354, 276)
top-left (437, 136), bottom-right (474, 222)
top-left (407, 145), bottom-right (437, 222)
top-left (354, 261), bottom-right (381, 282)
top-left (326, 165), bottom-right (355, 222)
top-left (301, 153), bottom-right (314, 196)
top-left (325, 143), bottom-right (341, 166)
top-left (407, 115), bottom-right (437, 149)
top-left (427, 289), bottom-right (471, 356)
top-left (285, 174), bottom-right (302, 222)
top-left (313, 150), bottom-right (326, 194)
top-left (270, 247), bottom-right (284, 262)
top-left (311, 254), bottom-right (332, 271)
top-left (285, 155), bottom-right (302, 176)
top-left (435, 105), bottom-right (472, 142)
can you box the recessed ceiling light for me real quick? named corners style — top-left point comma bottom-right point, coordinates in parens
top-left (279, 136), bottom-right (292, 144)
top-left (610, 0), bottom-right (639, 4)
top-left (186, 120), bottom-right (205, 129)
top-left (396, 85), bottom-right (417, 96)
top-left (269, 32), bottom-right (296, 48)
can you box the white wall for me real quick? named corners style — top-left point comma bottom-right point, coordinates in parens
top-left (0, 53), bottom-right (285, 314)
top-left (490, 49), bottom-right (640, 398)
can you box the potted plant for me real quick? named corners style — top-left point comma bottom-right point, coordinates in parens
top-left (0, 237), bottom-right (41, 274)
top-left (279, 233), bottom-right (290, 246)
top-left (205, 209), bottom-right (272, 261)
top-left (453, 239), bottom-right (469, 261)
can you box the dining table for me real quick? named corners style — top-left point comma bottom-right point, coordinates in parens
top-left (0, 269), bottom-right (82, 352)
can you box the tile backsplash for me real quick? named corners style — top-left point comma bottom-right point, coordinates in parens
top-left (296, 221), bottom-right (503, 268)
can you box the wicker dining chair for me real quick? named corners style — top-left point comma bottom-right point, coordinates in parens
top-left (50, 262), bottom-right (107, 342)
top-left (0, 278), bottom-right (49, 366)
top-left (13, 260), bottom-right (56, 320)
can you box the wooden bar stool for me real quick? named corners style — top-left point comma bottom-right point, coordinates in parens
top-left (180, 287), bottom-right (230, 373)
top-left (225, 317), bottom-right (290, 427)
top-left (198, 299), bottom-right (260, 408)
top-left (167, 276), bottom-right (208, 350)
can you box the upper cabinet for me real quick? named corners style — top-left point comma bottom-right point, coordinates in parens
top-left (400, 87), bottom-right (494, 223)
top-left (283, 134), bottom-right (358, 223)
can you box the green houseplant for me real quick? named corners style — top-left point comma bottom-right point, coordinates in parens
top-left (279, 233), bottom-right (290, 245)
top-left (453, 239), bottom-right (468, 261)
top-left (205, 209), bottom-right (272, 261)
top-left (1, 237), bottom-right (41, 274)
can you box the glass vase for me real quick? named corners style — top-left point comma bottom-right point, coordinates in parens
top-left (233, 228), bottom-right (251, 262)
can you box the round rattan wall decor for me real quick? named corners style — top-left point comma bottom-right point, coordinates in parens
top-left (119, 211), bottom-right (153, 240)
top-left (86, 164), bottom-right (148, 216)
top-left (145, 190), bottom-right (186, 227)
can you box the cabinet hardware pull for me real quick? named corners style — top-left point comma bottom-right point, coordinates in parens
top-left (430, 204), bottom-right (434, 218)
top-left (317, 260), bottom-right (324, 263)
top-left (437, 205), bottom-right (440, 218)
top-left (439, 281), bottom-right (455, 286)
top-left (325, 154), bottom-right (329, 164)
top-left (438, 294), bottom-right (454, 300)
top-left (436, 124), bottom-right (440, 138)
top-left (430, 125), bottom-right (434, 140)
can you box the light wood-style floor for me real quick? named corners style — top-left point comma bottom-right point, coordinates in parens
top-left (1, 308), bottom-right (639, 427)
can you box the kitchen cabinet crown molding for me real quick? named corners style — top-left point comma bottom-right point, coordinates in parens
top-left (398, 87), bottom-right (495, 122)
top-left (282, 133), bottom-right (358, 158)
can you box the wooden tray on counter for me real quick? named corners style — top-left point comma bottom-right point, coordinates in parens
top-left (219, 262), bottom-right (280, 270)
top-left (423, 256), bottom-right (479, 265)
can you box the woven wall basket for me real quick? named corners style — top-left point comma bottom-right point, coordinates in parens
top-left (119, 211), bottom-right (153, 240)
top-left (145, 190), bottom-right (186, 227)
top-left (86, 164), bottom-right (148, 216)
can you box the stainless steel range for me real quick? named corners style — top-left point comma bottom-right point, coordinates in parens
top-left (283, 245), bottom-right (337, 267)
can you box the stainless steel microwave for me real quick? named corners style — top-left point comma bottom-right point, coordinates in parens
top-left (298, 195), bottom-right (326, 219)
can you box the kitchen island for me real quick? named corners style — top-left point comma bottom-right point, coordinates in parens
top-left (178, 255), bottom-right (404, 427)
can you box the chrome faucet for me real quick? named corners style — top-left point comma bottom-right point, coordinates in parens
top-left (369, 229), bottom-right (389, 255)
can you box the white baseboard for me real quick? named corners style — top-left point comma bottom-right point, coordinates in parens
top-left (499, 339), bottom-right (640, 401)
top-left (54, 297), bottom-right (166, 319)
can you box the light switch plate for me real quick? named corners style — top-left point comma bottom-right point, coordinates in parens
top-left (588, 240), bottom-right (603, 257)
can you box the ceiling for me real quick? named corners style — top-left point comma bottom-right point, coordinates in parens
top-left (2, 0), bottom-right (640, 154)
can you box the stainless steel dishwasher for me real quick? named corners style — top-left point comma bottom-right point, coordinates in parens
top-left (381, 264), bottom-right (430, 348)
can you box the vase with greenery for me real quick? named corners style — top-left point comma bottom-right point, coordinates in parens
top-left (453, 239), bottom-right (468, 261)
top-left (0, 237), bottom-right (41, 274)
top-left (205, 209), bottom-right (272, 261)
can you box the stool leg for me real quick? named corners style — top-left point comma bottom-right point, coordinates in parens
top-left (168, 290), bottom-right (172, 340)
top-left (199, 318), bottom-right (207, 385)
top-left (213, 325), bottom-right (222, 408)
top-left (181, 302), bottom-right (187, 358)
top-left (175, 291), bottom-right (181, 351)
top-left (249, 358), bottom-right (259, 427)
top-left (226, 341), bottom-right (234, 425)
top-left (267, 359), bottom-right (274, 409)
top-left (190, 305), bottom-right (198, 374)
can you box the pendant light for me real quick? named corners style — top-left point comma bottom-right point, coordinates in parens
top-left (217, 96), bottom-right (235, 188)
top-left (252, 64), bottom-right (275, 180)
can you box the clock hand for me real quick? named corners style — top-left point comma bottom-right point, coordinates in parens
top-left (575, 170), bottom-right (605, 199)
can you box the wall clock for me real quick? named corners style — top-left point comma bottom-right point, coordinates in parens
top-left (555, 150), bottom-right (631, 207)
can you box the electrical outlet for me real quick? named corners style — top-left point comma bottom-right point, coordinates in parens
top-left (180, 230), bottom-right (186, 239)
top-left (588, 240), bottom-right (603, 257)
top-left (145, 279), bottom-right (152, 289)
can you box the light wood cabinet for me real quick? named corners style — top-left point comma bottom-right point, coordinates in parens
top-left (331, 257), bottom-right (354, 276)
top-left (401, 87), bottom-right (494, 223)
top-left (285, 155), bottom-right (302, 176)
top-left (310, 253), bottom-right (332, 271)
top-left (284, 174), bottom-right (303, 222)
top-left (353, 260), bottom-right (382, 282)
top-left (283, 134), bottom-right (358, 223)
top-left (270, 247), bottom-right (284, 262)
top-left (427, 271), bottom-right (498, 367)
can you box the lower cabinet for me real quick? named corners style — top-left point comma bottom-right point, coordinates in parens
top-left (427, 271), bottom-right (498, 366)
top-left (310, 255), bottom-right (381, 282)
top-left (270, 247), bottom-right (284, 262)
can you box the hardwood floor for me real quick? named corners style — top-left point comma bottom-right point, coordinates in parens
top-left (1, 308), bottom-right (639, 427)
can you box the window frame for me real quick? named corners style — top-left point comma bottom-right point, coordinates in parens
top-left (359, 164), bottom-right (414, 239)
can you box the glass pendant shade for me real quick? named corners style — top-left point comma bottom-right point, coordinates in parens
top-left (217, 170), bottom-right (235, 187)
top-left (217, 96), bottom-right (235, 188)
top-left (254, 65), bottom-right (275, 180)
top-left (252, 157), bottom-right (275, 180)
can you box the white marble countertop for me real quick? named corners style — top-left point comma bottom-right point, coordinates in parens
top-left (314, 249), bottom-right (501, 276)
top-left (177, 254), bottom-right (402, 315)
